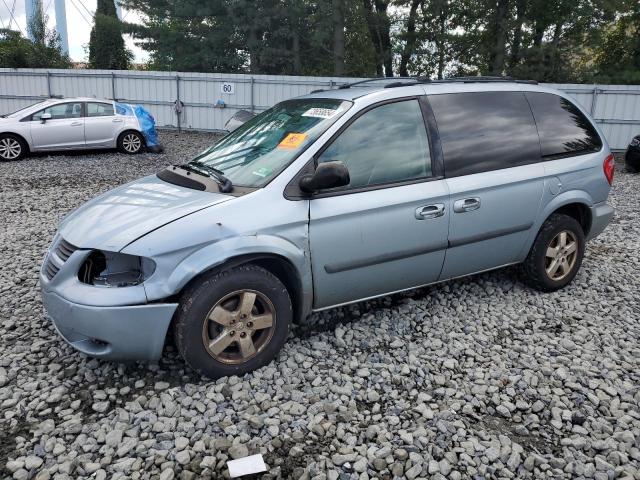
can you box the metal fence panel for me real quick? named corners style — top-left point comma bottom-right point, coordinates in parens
top-left (1, 68), bottom-right (638, 149)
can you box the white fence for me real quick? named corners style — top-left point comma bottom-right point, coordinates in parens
top-left (1, 68), bottom-right (639, 150)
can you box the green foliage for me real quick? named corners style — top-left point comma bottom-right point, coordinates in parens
top-left (110, 0), bottom-right (640, 83)
top-left (0, 28), bottom-right (71, 69)
top-left (587, 2), bottom-right (640, 84)
top-left (89, 0), bottom-right (133, 69)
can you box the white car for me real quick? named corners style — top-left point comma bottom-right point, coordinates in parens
top-left (0, 97), bottom-right (146, 161)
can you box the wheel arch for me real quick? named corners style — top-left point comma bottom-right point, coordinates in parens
top-left (0, 131), bottom-right (31, 153)
top-left (175, 253), bottom-right (307, 324)
top-left (518, 191), bottom-right (594, 261)
top-left (551, 202), bottom-right (592, 236)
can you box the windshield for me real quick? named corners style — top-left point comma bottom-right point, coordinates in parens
top-left (187, 98), bottom-right (352, 187)
top-left (3, 101), bottom-right (48, 118)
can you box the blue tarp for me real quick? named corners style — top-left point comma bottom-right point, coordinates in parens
top-left (115, 102), bottom-right (161, 149)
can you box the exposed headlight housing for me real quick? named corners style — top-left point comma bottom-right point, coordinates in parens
top-left (79, 250), bottom-right (155, 287)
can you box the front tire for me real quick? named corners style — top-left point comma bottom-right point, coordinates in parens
top-left (117, 131), bottom-right (144, 154)
top-left (0, 134), bottom-right (27, 161)
top-left (174, 265), bottom-right (292, 379)
top-left (522, 213), bottom-right (585, 292)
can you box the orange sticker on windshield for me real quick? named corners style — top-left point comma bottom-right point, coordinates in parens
top-left (278, 133), bottom-right (307, 149)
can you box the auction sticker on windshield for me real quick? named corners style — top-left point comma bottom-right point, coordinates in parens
top-left (278, 133), bottom-right (307, 149)
top-left (302, 108), bottom-right (338, 119)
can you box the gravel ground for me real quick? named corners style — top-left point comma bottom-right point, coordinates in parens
top-left (0, 133), bottom-right (639, 480)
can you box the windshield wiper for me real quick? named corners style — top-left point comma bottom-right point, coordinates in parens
top-left (179, 163), bottom-right (233, 193)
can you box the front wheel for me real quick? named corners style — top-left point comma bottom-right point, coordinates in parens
top-left (0, 134), bottom-right (27, 161)
top-left (117, 131), bottom-right (144, 154)
top-left (522, 213), bottom-right (585, 292)
top-left (174, 265), bottom-right (292, 378)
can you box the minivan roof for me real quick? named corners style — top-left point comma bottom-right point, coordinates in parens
top-left (300, 77), bottom-right (562, 101)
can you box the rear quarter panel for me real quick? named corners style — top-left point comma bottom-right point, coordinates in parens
top-left (516, 150), bottom-right (611, 260)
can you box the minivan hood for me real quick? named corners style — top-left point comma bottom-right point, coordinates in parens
top-left (59, 175), bottom-right (232, 251)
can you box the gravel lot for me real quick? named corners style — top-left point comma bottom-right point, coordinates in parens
top-left (1, 132), bottom-right (639, 480)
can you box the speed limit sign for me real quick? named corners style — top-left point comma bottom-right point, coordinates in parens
top-left (221, 83), bottom-right (235, 95)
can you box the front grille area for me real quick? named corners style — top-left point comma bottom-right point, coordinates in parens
top-left (43, 261), bottom-right (60, 280)
top-left (43, 237), bottom-right (78, 281)
top-left (55, 238), bottom-right (77, 262)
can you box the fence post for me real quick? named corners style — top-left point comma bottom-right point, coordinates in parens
top-left (590, 85), bottom-right (599, 116)
top-left (250, 76), bottom-right (255, 113)
top-left (111, 72), bottom-right (116, 100)
top-left (46, 71), bottom-right (52, 97)
top-left (176, 75), bottom-right (181, 133)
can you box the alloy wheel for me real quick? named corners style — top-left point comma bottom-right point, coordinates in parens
top-left (545, 230), bottom-right (578, 281)
top-left (122, 133), bottom-right (142, 153)
top-left (202, 290), bottom-right (276, 365)
top-left (0, 138), bottom-right (21, 160)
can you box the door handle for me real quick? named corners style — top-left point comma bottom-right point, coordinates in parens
top-left (112, 118), bottom-right (123, 123)
top-left (453, 197), bottom-right (481, 213)
top-left (415, 203), bottom-right (445, 220)
top-left (70, 121), bottom-right (82, 126)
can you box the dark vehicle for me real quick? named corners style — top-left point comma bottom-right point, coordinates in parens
top-left (625, 135), bottom-right (640, 173)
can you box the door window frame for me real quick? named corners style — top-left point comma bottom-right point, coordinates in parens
top-left (284, 95), bottom-right (443, 200)
top-left (26, 102), bottom-right (86, 122)
top-left (85, 101), bottom-right (116, 118)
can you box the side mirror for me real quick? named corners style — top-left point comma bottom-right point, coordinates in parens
top-left (40, 112), bottom-right (52, 123)
top-left (299, 161), bottom-right (350, 193)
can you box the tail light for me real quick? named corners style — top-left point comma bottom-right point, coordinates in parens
top-left (603, 153), bottom-right (615, 185)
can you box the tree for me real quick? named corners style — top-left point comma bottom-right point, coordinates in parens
top-left (119, 0), bottom-right (640, 83)
top-left (584, 0), bottom-right (640, 84)
top-left (0, 1), bottom-right (71, 70)
top-left (398, 0), bottom-right (423, 77)
top-left (0, 29), bottom-right (71, 68)
top-left (333, 0), bottom-right (346, 75)
top-left (89, 0), bottom-right (132, 69)
top-left (362, 0), bottom-right (393, 76)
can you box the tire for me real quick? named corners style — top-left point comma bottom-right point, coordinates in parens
top-left (522, 213), bottom-right (585, 292)
top-left (0, 133), bottom-right (27, 161)
top-left (174, 265), bottom-right (292, 379)
top-left (117, 131), bottom-right (144, 154)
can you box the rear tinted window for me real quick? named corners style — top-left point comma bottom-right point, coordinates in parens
top-left (525, 93), bottom-right (602, 158)
top-left (429, 91), bottom-right (540, 177)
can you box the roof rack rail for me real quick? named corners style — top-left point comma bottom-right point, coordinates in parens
top-left (430, 76), bottom-right (538, 85)
top-left (336, 75), bottom-right (537, 89)
top-left (338, 77), bottom-right (419, 89)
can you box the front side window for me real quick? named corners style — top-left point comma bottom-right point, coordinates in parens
top-left (429, 91), bottom-right (540, 177)
top-left (318, 99), bottom-right (431, 189)
top-left (525, 92), bottom-right (602, 158)
top-left (188, 99), bottom-right (351, 187)
top-left (87, 102), bottom-right (114, 117)
top-left (32, 102), bottom-right (83, 121)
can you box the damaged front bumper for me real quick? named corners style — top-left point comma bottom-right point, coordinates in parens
top-left (40, 239), bottom-right (177, 361)
top-left (42, 290), bottom-right (176, 360)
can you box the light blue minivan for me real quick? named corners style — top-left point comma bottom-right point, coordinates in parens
top-left (41, 77), bottom-right (615, 378)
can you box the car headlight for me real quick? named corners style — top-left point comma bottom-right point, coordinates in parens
top-left (79, 250), bottom-right (155, 287)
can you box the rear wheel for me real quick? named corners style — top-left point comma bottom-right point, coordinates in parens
top-left (174, 265), bottom-right (292, 378)
top-left (117, 131), bottom-right (144, 154)
top-left (0, 134), bottom-right (27, 161)
top-left (522, 213), bottom-right (585, 292)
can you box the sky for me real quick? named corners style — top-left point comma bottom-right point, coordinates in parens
top-left (0, 0), bottom-right (149, 63)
